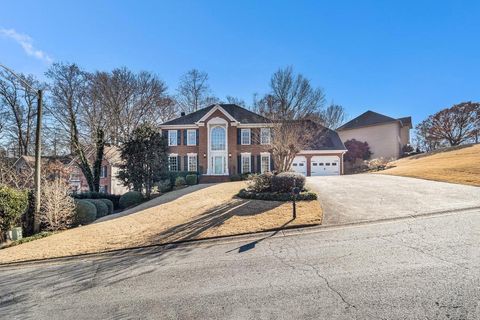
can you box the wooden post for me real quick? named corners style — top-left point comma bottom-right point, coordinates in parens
top-left (33, 89), bottom-right (43, 233)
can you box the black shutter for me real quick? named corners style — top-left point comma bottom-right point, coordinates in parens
top-left (270, 155), bottom-right (275, 171)
top-left (237, 128), bottom-right (241, 144)
top-left (196, 129), bottom-right (199, 145)
top-left (184, 155), bottom-right (188, 171)
top-left (250, 155), bottom-right (255, 173)
top-left (196, 155), bottom-right (200, 173)
top-left (162, 130), bottom-right (168, 138)
top-left (183, 130), bottom-right (187, 145)
top-left (177, 155), bottom-right (181, 171)
top-left (237, 155), bottom-right (241, 174)
top-left (257, 155), bottom-right (261, 173)
top-left (177, 130), bottom-right (181, 145)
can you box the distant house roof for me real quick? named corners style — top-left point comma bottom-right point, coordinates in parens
top-left (337, 110), bottom-right (412, 131)
top-left (161, 104), bottom-right (270, 125)
top-left (303, 120), bottom-right (347, 151)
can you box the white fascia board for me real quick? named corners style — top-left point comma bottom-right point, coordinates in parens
top-left (160, 124), bottom-right (198, 130)
top-left (237, 123), bottom-right (275, 128)
top-left (298, 149), bottom-right (347, 154)
top-left (196, 104), bottom-right (238, 123)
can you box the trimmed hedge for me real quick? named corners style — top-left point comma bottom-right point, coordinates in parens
top-left (72, 192), bottom-right (121, 210)
top-left (163, 171), bottom-right (198, 188)
top-left (119, 191), bottom-right (144, 209)
top-left (85, 199), bottom-right (109, 218)
top-left (99, 199), bottom-right (114, 214)
top-left (230, 174), bottom-right (242, 182)
top-left (74, 200), bottom-right (97, 225)
top-left (271, 172), bottom-right (306, 193)
top-left (0, 186), bottom-right (28, 237)
top-left (185, 174), bottom-right (197, 185)
top-left (175, 176), bottom-right (186, 187)
top-left (237, 188), bottom-right (317, 201)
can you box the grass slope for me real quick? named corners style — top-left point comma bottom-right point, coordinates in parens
top-left (380, 144), bottom-right (480, 186)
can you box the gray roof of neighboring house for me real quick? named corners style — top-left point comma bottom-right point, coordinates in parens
top-left (161, 104), bottom-right (270, 125)
top-left (304, 120), bottom-right (347, 151)
top-left (337, 110), bottom-right (412, 131)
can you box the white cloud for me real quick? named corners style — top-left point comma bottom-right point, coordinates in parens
top-left (0, 28), bottom-right (53, 63)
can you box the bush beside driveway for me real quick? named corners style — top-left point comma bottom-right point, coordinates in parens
top-left (0, 182), bottom-right (322, 264)
top-left (308, 174), bottom-right (480, 226)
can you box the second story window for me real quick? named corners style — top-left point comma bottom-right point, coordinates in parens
top-left (187, 129), bottom-right (196, 146)
top-left (241, 129), bottom-right (251, 145)
top-left (168, 130), bottom-right (177, 146)
top-left (260, 128), bottom-right (271, 145)
top-left (100, 165), bottom-right (108, 178)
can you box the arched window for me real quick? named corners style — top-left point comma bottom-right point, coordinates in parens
top-left (211, 126), bottom-right (226, 151)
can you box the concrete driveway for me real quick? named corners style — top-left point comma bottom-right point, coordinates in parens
top-left (308, 174), bottom-right (480, 225)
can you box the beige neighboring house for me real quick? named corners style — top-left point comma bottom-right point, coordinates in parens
top-left (337, 110), bottom-right (412, 160)
top-left (67, 145), bottom-right (129, 195)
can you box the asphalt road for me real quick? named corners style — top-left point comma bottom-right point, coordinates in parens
top-left (1, 209), bottom-right (479, 320)
top-left (308, 174), bottom-right (480, 225)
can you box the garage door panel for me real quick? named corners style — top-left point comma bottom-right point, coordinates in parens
top-left (311, 156), bottom-right (340, 176)
top-left (291, 156), bottom-right (307, 175)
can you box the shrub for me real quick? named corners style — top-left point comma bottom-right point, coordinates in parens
top-left (84, 199), bottom-right (109, 218)
top-left (119, 191), bottom-right (144, 209)
top-left (74, 200), bottom-right (97, 226)
top-left (230, 174), bottom-right (242, 181)
top-left (0, 186), bottom-right (28, 241)
top-left (271, 172), bottom-right (305, 193)
top-left (157, 179), bottom-right (172, 193)
top-left (163, 171), bottom-right (198, 187)
top-left (185, 174), bottom-right (198, 185)
top-left (247, 172), bottom-right (273, 192)
top-left (40, 179), bottom-right (76, 231)
top-left (99, 199), bottom-right (114, 214)
top-left (72, 192), bottom-right (121, 210)
top-left (365, 158), bottom-right (390, 171)
top-left (237, 189), bottom-right (317, 201)
top-left (175, 176), bottom-right (186, 187)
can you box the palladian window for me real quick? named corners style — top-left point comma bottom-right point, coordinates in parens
top-left (211, 126), bottom-right (226, 151)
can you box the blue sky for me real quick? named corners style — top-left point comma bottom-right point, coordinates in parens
top-left (1, 0), bottom-right (479, 125)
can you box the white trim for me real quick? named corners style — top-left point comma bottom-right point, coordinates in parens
top-left (187, 152), bottom-right (197, 156)
top-left (260, 152), bottom-right (270, 156)
top-left (237, 123), bottom-right (275, 128)
top-left (207, 122), bottom-right (229, 175)
top-left (241, 152), bottom-right (251, 156)
top-left (196, 104), bottom-right (238, 123)
top-left (168, 153), bottom-right (178, 157)
top-left (298, 149), bottom-right (347, 154)
top-left (160, 124), bottom-right (198, 130)
top-left (187, 153), bottom-right (198, 172)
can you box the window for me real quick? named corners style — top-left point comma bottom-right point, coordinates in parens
top-left (168, 155), bottom-right (178, 171)
top-left (168, 130), bottom-right (177, 146)
top-left (188, 154), bottom-right (197, 171)
top-left (293, 163), bottom-right (298, 167)
top-left (261, 154), bottom-right (270, 173)
top-left (100, 165), bottom-right (108, 178)
top-left (241, 154), bottom-right (251, 173)
top-left (313, 163), bottom-right (318, 166)
top-left (260, 128), bottom-right (271, 145)
top-left (99, 185), bottom-right (108, 193)
top-left (332, 162), bottom-right (337, 166)
top-left (187, 130), bottom-right (196, 146)
top-left (241, 129), bottom-right (251, 145)
top-left (326, 163), bottom-right (331, 166)
top-left (211, 126), bottom-right (226, 151)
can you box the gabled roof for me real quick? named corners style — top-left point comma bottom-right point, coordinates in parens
top-left (161, 104), bottom-right (270, 126)
top-left (303, 120), bottom-right (347, 151)
top-left (337, 110), bottom-right (412, 131)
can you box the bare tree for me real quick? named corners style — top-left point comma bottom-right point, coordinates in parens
top-left (320, 103), bottom-right (347, 129)
top-left (417, 101), bottom-right (480, 148)
top-left (40, 178), bottom-right (75, 231)
top-left (254, 66), bottom-right (326, 120)
top-left (225, 95), bottom-right (246, 107)
top-left (176, 69), bottom-right (216, 113)
top-left (269, 120), bottom-right (317, 172)
top-left (46, 62), bottom-right (104, 192)
top-left (0, 71), bottom-right (40, 156)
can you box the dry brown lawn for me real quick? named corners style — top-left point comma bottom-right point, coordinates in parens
top-left (379, 144), bottom-right (480, 186)
top-left (0, 181), bottom-right (322, 263)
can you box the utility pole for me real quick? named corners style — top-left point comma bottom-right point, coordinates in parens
top-left (0, 63), bottom-right (43, 233)
top-left (33, 89), bottom-right (43, 233)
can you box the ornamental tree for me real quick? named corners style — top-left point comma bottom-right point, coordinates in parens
top-left (344, 139), bottom-right (372, 162)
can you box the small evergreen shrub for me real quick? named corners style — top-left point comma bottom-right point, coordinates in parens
top-left (175, 176), bottom-right (186, 187)
top-left (237, 189), bottom-right (317, 201)
top-left (0, 186), bottom-right (28, 241)
top-left (72, 192), bottom-right (121, 209)
top-left (247, 172), bottom-right (273, 192)
top-left (119, 191), bottom-right (144, 209)
top-left (84, 199), bottom-right (109, 218)
top-left (98, 199), bottom-right (114, 214)
top-left (185, 174), bottom-right (198, 185)
top-left (157, 179), bottom-right (172, 192)
top-left (230, 174), bottom-right (242, 181)
top-left (271, 172), bottom-right (305, 193)
top-left (74, 200), bottom-right (97, 226)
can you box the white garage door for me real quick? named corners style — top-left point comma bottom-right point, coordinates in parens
top-left (291, 156), bottom-right (307, 175)
top-left (311, 156), bottom-right (340, 176)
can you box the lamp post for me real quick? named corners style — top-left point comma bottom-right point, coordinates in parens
top-left (0, 63), bottom-right (43, 233)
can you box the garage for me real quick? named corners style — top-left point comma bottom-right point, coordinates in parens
top-left (291, 156), bottom-right (307, 175)
top-left (311, 156), bottom-right (340, 176)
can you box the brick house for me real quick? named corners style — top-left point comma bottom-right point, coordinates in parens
top-left (67, 146), bottom-right (128, 195)
top-left (160, 104), bottom-right (347, 181)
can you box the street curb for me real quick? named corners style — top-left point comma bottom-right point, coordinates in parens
top-left (1, 205), bottom-right (479, 268)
